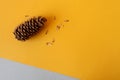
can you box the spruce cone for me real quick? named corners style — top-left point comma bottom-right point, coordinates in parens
top-left (13, 16), bottom-right (47, 41)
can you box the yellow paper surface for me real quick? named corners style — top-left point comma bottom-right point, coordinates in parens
top-left (0, 0), bottom-right (120, 80)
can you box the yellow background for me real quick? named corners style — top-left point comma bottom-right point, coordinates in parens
top-left (0, 0), bottom-right (120, 80)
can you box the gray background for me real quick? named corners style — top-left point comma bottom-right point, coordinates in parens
top-left (0, 58), bottom-right (78, 80)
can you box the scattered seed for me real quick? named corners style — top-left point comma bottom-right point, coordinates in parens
top-left (64, 19), bottom-right (69, 22)
top-left (45, 30), bottom-right (48, 35)
top-left (46, 42), bottom-right (53, 46)
top-left (56, 25), bottom-right (61, 30)
top-left (52, 39), bottom-right (55, 43)
top-left (25, 15), bottom-right (29, 17)
top-left (46, 38), bottom-right (55, 46)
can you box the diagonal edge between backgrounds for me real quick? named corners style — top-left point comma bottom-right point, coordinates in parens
top-left (0, 58), bottom-right (79, 80)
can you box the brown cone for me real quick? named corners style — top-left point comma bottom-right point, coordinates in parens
top-left (13, 16), bottom-right (47, 41)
